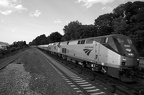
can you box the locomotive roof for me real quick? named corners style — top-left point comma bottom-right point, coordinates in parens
top-left (51, 34), bottom-right (128, 45)
top-left (38, 34), bottom-right (128, 46)
top-left (67, 34), bottom-right (127, 42)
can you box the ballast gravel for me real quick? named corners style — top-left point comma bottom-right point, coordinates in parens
top-left (0, 63), bottom-right (40, 95)
top-left (0, 49), bottom-right (78, 95)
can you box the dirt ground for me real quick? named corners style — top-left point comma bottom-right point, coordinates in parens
top-left (0, 48), bottom-right (78, 95)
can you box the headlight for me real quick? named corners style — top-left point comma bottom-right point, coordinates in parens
top-left (128, 53), bottom-right (134, 56)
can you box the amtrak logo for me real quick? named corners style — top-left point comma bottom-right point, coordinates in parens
top-left (83, 49), bottom-right (93, 56)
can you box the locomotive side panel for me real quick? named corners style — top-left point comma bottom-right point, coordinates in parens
top-left (63, 44), bottom-right (96, 62)
top-left (98, 44), bottom-right (108, 65)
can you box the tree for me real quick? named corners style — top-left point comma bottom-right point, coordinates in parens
top-left (112, 16), bottom-right (130, 35)
top-left (112, 1), bottom-right (144, 55)
top-left (30, 34), bottom-right (46, 45)
top-left (48, 32), bottom-right (63, 43)
top-left (62, 21), bottom-right (82, 41)
top-left (94, 13), bottom-right (114, 36)
top-left (74, 25), bottom-right (95, 39)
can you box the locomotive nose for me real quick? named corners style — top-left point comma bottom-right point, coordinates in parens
top-left (121, 46), bottom-right (139, 67)
top-left (121, 57), bottom-right (139, 67)
top-left (112, 35), bottom-right (139, 68)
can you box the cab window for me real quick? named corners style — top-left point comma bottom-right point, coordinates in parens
top-left (77, 40), bottom-right (85, 44)
top-left (116, 37), bottom-right (131, 45)
top-left (108, 37), bottom-right (118, 52)
top-left (81, 40), bottom-right (85, 44)
top-left (100, 37), bottom-right (108, 44)
top-left (127, 39), bottom-right (132, 45)
top-left (78, 41), bottom-right (81, 44)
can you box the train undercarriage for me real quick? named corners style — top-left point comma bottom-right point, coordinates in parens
top-left (76, 61), bottom-right (138, 82)
top-left (49, 52), bottom-right (138, 82)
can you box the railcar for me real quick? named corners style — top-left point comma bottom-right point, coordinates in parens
top-left (39, 34), bottom-right (139, 82)
top-left (38, 45), bottom-right (49, 50)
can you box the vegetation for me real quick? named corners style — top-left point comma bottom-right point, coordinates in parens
top-left (0, 41), bottom-right (27, 57)
top-left (29, 1), bottom-right (144, 56)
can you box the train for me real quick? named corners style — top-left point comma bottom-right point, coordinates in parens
top-left (37, 34), bottom-right (140, 82)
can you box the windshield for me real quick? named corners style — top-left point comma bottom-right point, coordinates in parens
top-left (116, 37), bottom-right (132, 46)
top-left (115, 35), bottom-right (139, 57)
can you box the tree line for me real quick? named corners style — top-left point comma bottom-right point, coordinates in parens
top-left (29, 1), bottom-right (144, 56)
top-left (0, 41), bottom-right (27, 57)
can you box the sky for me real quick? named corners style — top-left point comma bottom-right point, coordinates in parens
top-left (0, 0), bottom-right (143, 44)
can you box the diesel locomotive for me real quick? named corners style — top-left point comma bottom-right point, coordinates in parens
top-left (38, 34), bottom-right (139, 82)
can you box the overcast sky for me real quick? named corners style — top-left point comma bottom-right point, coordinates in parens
top-left (0, 0), bottom-right (142, 44)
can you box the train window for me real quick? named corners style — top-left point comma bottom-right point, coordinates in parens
top-left (62, 48), bottom-right (66, 53)
top-left (117, 38), bottom-right (124, 43)
top-left (127, 39), bottom-right (132, 45)
top-left (78, 41), bottom-right (81, 44)
top-left (100, 37), bottom-right (107, 44)
top-left (117, 38), bottom-right (133, 45)
top-left (67, 42), bottom-right (69, 45)
top-left (86, 39), bottom-right (94, 44)
top-left (108, 37), bottom-right (118, 52)
top-left (81, 40), bottom-right (85, 44)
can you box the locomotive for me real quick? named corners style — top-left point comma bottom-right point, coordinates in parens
top-left (38, 34), bottom-right (139, 82)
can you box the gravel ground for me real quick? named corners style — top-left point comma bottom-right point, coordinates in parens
top-left (0, 48), bottom-right (78, 95)
top-left (0, 63), bottom-right (40, 95)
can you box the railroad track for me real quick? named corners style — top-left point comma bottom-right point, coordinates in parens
top-left (0, 49), bottom-right (27, 70)
top-left (39, 49), bottom-right (144, 95)
top-left (37, 48), bottom-right (114, 95)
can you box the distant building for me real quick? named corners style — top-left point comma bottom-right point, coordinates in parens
top-left (0, 42), bottom-right (9, 50)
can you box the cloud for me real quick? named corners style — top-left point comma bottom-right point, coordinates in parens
top-left (0, 0), bottom-right (9, 7)
top-left (15, 4), bottom-right (27, 10)
top-left (30, 10), bottom-right (41, 17)
top-left (76, 0), bottom-right (115, 8)
top-left (0, 10), bottom-right (12, 15)
top-left (0, 0), bottom-right (27, 15)
top-left (54, 19), bottom-right (62, 23)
